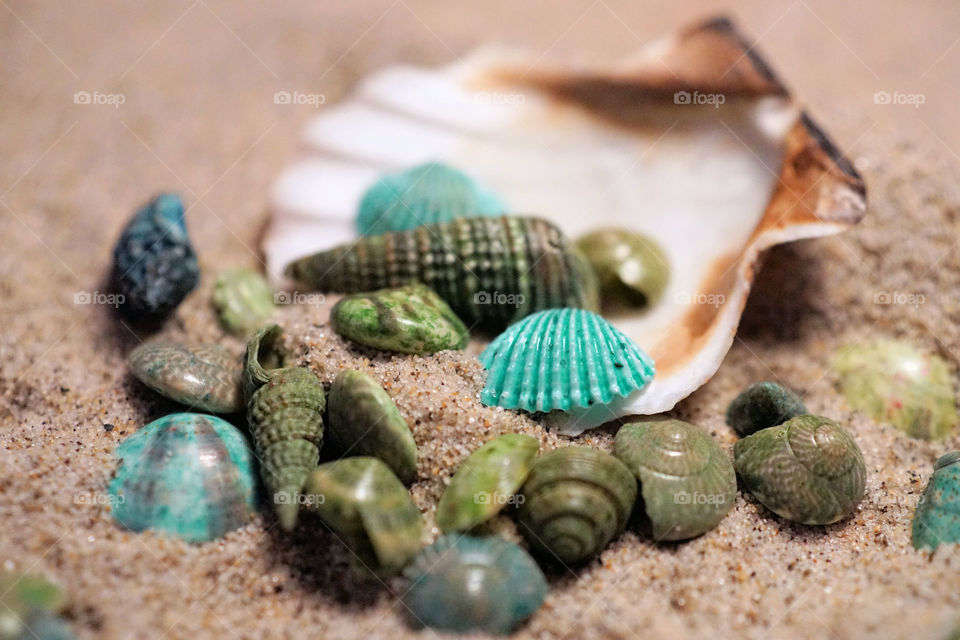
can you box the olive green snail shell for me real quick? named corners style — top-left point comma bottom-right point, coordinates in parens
top-left (614, 419), bottom-right (736, 541)
top-left (733, 415), bottom-right (866, 525)
top-left (516, 446), bottom-right (636, 564)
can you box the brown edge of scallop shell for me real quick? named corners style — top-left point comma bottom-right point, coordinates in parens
top-left (495, 15), bottom-right (867, 382)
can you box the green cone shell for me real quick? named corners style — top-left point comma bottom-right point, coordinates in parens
top-left (305, 457), bottom-right (423, 574)
top-left (436, 433), bottom-right (539, 532)
top-left (128, 341), bottom-right (244, 413)
top-left (614, 419), bottom-right (735, 541)
top-left (912, 451), bottom-right (960, 550)
top-left (285, 216), bottom-right (599, 330)
top-left (357, 162), bottom-right (505, 236)
top-left (331, 283), bottom-right (468, 354)
top-left (327, 369), bottom-right (418, 483)
top-left (726, 381), bottom-right (807, 437)
top-left (212, 267), bottom-right (274, 335)
top-left (244, 324), bottom-right (325, 531)
top-left (403, 534), bottom-right (547, 635)
top-left (517, 446), bottom-right (636, 564)
top-left (733, 415), bottom-right (866, 525)
top-left (479, 308), bottom-right (655, 413)
top-left (107, 413), bottom-right (258, 543)
top-left (832, 339), bottom-right (958, 440)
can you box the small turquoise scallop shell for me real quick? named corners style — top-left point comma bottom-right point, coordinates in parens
top-left (357, 162), bottom-right (505, 236)
top-left (112, 193), bottom-right (200, 318)
top-left (479, 308), bottom-right (655, 414)
top-left (913, 451), bottom-right (960, 550)
top-left (107, 413), bottom-right (258, 543)
top-left (403, 534), bottom-right (547, 635)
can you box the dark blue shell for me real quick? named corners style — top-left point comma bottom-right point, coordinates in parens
top-left (112, 193), bottom-right (199, 317)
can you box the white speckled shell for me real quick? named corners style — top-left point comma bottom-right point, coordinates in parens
top-left (264, 18), bottom-right (866, 434)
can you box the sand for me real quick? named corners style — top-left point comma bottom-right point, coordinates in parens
top-left (4, 2), bottom-right (960, 639)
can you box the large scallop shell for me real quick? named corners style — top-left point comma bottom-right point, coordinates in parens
top-left (264, 17), bottom-right (866, 430)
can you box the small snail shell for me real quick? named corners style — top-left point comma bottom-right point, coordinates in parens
top-left (305, 457), bottom-right (423, 574)
top-left (244, 324), bottom-right (325, 531)
top-left (574, 228), bottom-right (669, 311)
top-left (614, 419), bottom-right (735, 541)
top-left (725, 381), bottom-right (807, 437)
top-left (733, 415), bottom-right (866, 525)
top-left (516, 446), bottom-right (636, 564)
top-left (912, 451), bottom-right (960, 550)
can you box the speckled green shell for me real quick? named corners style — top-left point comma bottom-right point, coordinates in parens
top-left (111, 193), bottom-right (199, 318)
top-left (331, 283), bottom-right (468, 354)
top-left (107, 413), bottom-right (258, 543)
top-left (403, 534), bottom-right (547, 635)
top-left (912, 451), bottom-right (960, 550)
top-left (305, 457), bottom-right (423, 574)
top-left (357, 162), bottom-right (506, 236)
top-left (436, 434), bottom-right (539, 532)
top-left (726, 381), bottom-right (808, 437)
top-left (517, 446), bottom-right (637, 564)
top-left (832, 339), bottom-right (958, 440)
top-left (212, 267), bottom-right (274, 335)
top-left (479, 308), bottom-right (655, 414)
top-left (285, 216), bottom-right (599, 330)
top-left (614, 420), bottom-right (735, 541)
top-left (128, 341), bottom-right (244, 413)
top-left (326, 369), bottom-right (418, 484)
top-left (575, 228), bottom-right (670, 311)
top-left (733, 415), bottom-right (866, 525)
top-left (244, 324), bottom-right (325, 531)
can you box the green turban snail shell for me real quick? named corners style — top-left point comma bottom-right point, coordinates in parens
top-left (912, 451), bottom-right (960, 551)
top-left (212, 267), bottom-right (275, 336)
top-left (575, 228), bottom-right (669, 311)
top-left (128, 341), bottom-right (244, 413)
top-left (733, 415), bottom-right (866, 525)
top-left (516, 446), bottom-right (636, 564)
top-left (726, 381), bottom-right (808, 437)
top-left (614, 419), bottom-right (735, 541)
top-left (244, 324), bottom-right (326, 531)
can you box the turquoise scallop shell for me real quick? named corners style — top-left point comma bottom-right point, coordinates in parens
top-left (108, 413), bottom-right (258, 543)
top-left (356, 162), bottom-right (505, 236)
top-left (479, 308), bottom-right (655, 413)
top-left (913, 451), bottom-right (960, 550)
top-left (403, 534), bottom-right (547, 635)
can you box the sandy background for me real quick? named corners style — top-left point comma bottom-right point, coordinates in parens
top-left (3, 1), bottom-right (960, 638)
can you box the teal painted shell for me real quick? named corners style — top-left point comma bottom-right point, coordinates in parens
top-left (111, 193), bottom-right (199, 318)
top-left (107, 413), bottom-right (258, 543)
top-left (912, 451), bottom-right (960, 550)
top-left (357, 162), bottom-right (506, 236)
top-left (614, 420), bottom-right (735, 541)
top-left (726, 381), bottom-right (807, 437)
top-left (479, 308), bottom-right (655, 414)
top-left (733, 415), bottom-right (866, 525)
top-left (832, 339), bottom-right (958, 440)
top-left (212, 268), bottom-right (274, 335)
top-left (305, 457), bottom-right (423, 574)
top-left (128, 341), bottom-right (244, 413)
top-left (331, 283), bottom-right (469, 355)
top-left (436, 433), bottom-right (539, 532)
top-left (244, 324), bottom-right (325, 531)
top-left (575, 228), bottom-right (670, 311)
top-left (326, 369), bottom-right (418, 484)
top-left (403, 534), bottom-right (547, 635)
top-left (517, 446), bottom-right (636, 564)
top-left (284, 216), bottom-right (599, 330)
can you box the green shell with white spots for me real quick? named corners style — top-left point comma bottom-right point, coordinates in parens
top-left (913, 451), bottom-right (960, 550)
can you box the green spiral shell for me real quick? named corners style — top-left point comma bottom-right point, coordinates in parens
top-left (733, 415), bottom-right (866, 525)
top-left (305, 457), bottom-right (423, 574)
top-left (284, 216), bottom-right (599, 330)
top-left (912, 451), bottom-right (960, 551)
top-left (614, 420), bottom-right (736, 541)
top-left (244, 324), bottom-right (325, 531)
top-left (516, 446), bottom-right (636, 564)
top-left (726, 381), bottom-right (807, 437)
top-left (575, 228), bottom-right (670, 311)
